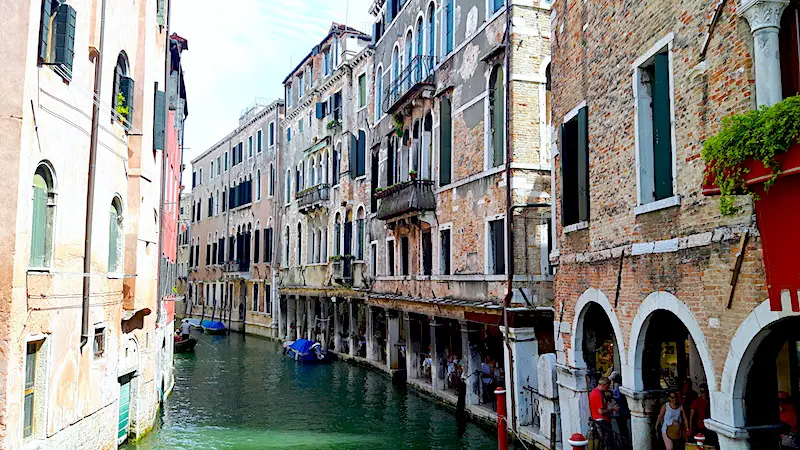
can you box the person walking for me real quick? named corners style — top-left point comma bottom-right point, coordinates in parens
top-left (656, 390), bottom-right (689, 450)
top-left (590, 377), bottom-right (617, 449)
top-left (179, 319), bottom-right (191, 340)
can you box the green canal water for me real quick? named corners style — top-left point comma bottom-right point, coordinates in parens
top-left (125, 331), bottom-right (506, 449)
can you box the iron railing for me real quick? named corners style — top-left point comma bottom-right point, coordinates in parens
top-left (296, 184), bottom-right (330, 211)
top-left (383, 55), bottom-right (435, 113)
top-left (376, 179), bottom-right (436, 221)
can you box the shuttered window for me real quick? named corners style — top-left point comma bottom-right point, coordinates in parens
top-left (254, 230), bottom-right (260, 264)
top-left (153, 90), bottom-right (166, 150)
top-left (30, 173), bottom-right (49, 268)
top-left (439, 96), bottom-right (452, 185)
top-left (560, 107), bottom-right (590, 226)
top-left (489, 218), bottom-right (505, 275)
top-left (489, 66), bottom-right (505, 167)
top-left (636, 50), bottom-right (673, 204)
top-left (387, 240), bottom-right (395, 276)
top-left (358, 74), bottom-right (367, 108)
top-left (23, 342), bottom-right (39, 439)
top-left (445, 0), bottom-right (454, 54)
top-left (440, 229), bottom-right (451, 275)
top-left (108, 200), bottom-right (122, 273)
top-left (39, 1), bottom-right (76, 79)
top-left (491, 0), bottom-right (504, 14)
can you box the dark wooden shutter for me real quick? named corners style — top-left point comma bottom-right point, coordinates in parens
top-left (254, 231), bottom-right (260, 264)
top-left (652, 52), bottom-right (673, 201)
top-left (349, 133), bottom-right (357, 178)
top-left (39, 0), bottom-right (52, 62)
top-left (120, 76), bottom-right (135, 113)
top-left (491, 69), bottom-right (505, 167)
top-left (491, 220), bottom-right (505, 275)
top-left (559, 124), bottom-right (569, 226)
top-left (357, 130), bottom-right (366, 176)
top-left (316, 102), bottom-right (325, 119)
top-left (439, 96), bottom-right (452, 185)
top-left (577, 107), bottom-right (590, 222)
top-left (54, 4), bottom-right (76, 74)
top-left (153, 90), bottom-right (166, 150)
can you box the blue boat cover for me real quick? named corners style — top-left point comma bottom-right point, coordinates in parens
top-left (201, 320), bottom-right (226, 330)
top-left (289, 339), bottom-right (315, 355)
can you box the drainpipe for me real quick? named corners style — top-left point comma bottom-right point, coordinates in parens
top-left (82, 0), bottom-right (107, 348)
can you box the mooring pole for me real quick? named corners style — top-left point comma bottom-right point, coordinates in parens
top-left (496, 388), bottom-right (508, 450)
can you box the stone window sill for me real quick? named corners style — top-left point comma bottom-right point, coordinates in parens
top-left (634, 195), bottom-right (680, 216)
top-left (563, 221), bottom-right (589, 234)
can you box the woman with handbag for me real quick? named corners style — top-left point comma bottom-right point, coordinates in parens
top-left (656, 390), bottom-right (689, 450)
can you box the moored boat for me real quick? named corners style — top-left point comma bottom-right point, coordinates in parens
top-left (201, 320), bottom-right (227, 335)
top-left (283, 339), bottom-right (331, 363)
top-left (174, 335), bottom-right (197, 352)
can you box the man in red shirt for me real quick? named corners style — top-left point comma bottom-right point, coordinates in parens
top-left (590, 377), bottom-right (617, 447)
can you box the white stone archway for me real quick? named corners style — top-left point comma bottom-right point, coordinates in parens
top-left (717, 298), bottom-right (800, 428)
top-left (626, 291), bottom-right (716, 392)
top-left (570, 288), bottom-right (627, 372)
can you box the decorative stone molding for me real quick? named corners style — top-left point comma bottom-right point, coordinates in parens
top-left (739, 0), bottom-right (789, 32)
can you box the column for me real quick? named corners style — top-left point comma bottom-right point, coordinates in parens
top-left (287, 296), bottom-right (296, 340)
top-left (387, 310), bottom-right (401, 371)
top-left (276, 295), bottom-right (285, 340)
top-left (333, 297), bottom-right (342, 352)
top-left (430, 318), bottom-right (445, 391)
top-left (620, 387), bottom-right (662, 450)
top-left (461, 321), bottom-right (481, 405)
top-left (321, 297), bottom-right (329, 348)
top-left (405, 313), bottom-right (420, 380)
top-left (705, 420), bottom-right (750, 450)
top-left (555, 365), bottom-right (591, 447)
top-left (306, 297), bottom-right (315, 340)
top-left (348, 300), bottom-right (357, 357)
top-left (501, 326), bottom-right (539, 427)
top-left (740, 0), bottom-right (790, 106)
top-left (294, 295), bottom-right (303, 340)
top-left (365, 305), bottom-right (375, 361)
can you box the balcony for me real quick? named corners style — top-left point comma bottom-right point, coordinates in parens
top-left (332, 258), bottom-right (353, 284)
top-left (296, 184), bottom-right (330, 214)
top-left (376, 179), bottom-right (436, 221)
top-left (383, 55), bottom-right (436, 114)
top-left (223, 259), bottom-right (250, 276)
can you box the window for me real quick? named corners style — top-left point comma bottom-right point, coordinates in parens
top-left (427, 2), bottom-right (436, 58)
top-left (296, 223), bottom-right (302, 265)
top-left (264, 227), bottom-right (273, 263)
top-left (635, 47), bottom-right (674, 205)
top-left (356, 208), bottom-right (365, 260)
top-left (199, 168), bottom-right (203, 184)
top-left (217, 156), bottom-right (221, 175)
top-left (112, 53), bottom-right (134, 126)
top-left (780, 2), bottom-right (800, 99)
top-left (335, 214), bottom-right (342, 256)
top-left (224, 152), bottom-right (228, 170)
top-left (489, 65), bottom-right (505, 167)
top-left (444, 0), bottom-right (454, 55)
top-left (249, 135), bottom-right (254, 158)
top-left (490, 0), bottom-right (504, 15)
top-left (257, 170), bottom-right (262, 201)
top-left (350, 130), bottom-right (366, 177)
top-left (30, 164), bottom-right (56, 269)
top-left (324, 50), bottom-right (331, 76)
top-left (375, 66), bottom-right (383, 120)
top-left (299, 119), bottom-right (304, 134)
top-left (38, 0), bottom-right (76, 78)
top-left (269, 122), bottom-right (275, 146)
top-left (560, 106), bottom-right (589, 226)
top-left (387, 239), bottom-right (396, 276)
top-left (370, 242), bottom-right (378, 277)
top-left (253, 283), bottom-right (259, 312)
top-left (400, 236), bottom-right (410, 276)
top-left (422, 230), bottom-right (432, 276)
top-left (210, 161), bottom-right (215, 179)
top-left (269, 164), bottom-right (275, 196)
top-left (333, 145), bottom-right (341, 185)
top-left (488, 218), bottom-right (505, 275)
top-left (358, 73), bottom-right (367, 108)
top-left (287, 127), bottom-right (292, 142)
top-left (299, 74), bottom-right (304, 97)
top-left (439, 96), bottom-right (452, 185)
top-left (93, 326), bottom-right (105, 359)
top-left (23, 341), bottom-right (41, 439)
top-left (440, 228), bottom-right (451, 275)
top-left (108, 198), bottom-right (123, 273)
top-left (257, 129), bottom-right (263, 153)
top-left (285, 171), bottom-right (291, 204)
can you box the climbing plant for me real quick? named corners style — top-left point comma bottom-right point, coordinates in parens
top-left (115, 92), bottom-right (130, 122)
top-left (702, 95), bottom-right (800, 215)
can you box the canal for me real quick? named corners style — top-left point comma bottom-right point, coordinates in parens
top-left (125, 330), bottom-right (507, 449)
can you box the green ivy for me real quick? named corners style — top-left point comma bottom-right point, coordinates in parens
top-left (702, 95), bottom-right (800, 215)
top-left (115, 92), bottom-right (130, 121)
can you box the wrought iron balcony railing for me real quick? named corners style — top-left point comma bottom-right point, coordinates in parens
top-left (296, 184), bottom-right (330, 213)
top-left (375, 179), bottom-right (436, 221)
top-left (383, 55), bottom-right (435, 114)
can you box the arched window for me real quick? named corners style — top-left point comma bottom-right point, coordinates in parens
top-left (405, 31), bottom-right (413, 87)
top-left (489, 65), bottom-right (505, 168)
top-left (112, 52), bottom-right (133, 125)
top-left (356, 207), bottom-right (366, 260)
top-left (269, 163), bottom-right (275, 196)
top-left (256, 170), bottom-right (262, 201)
top-left (443, 0), bottom-right (454, 55)
top-left (316, 229), bottom-right (322, 263)
top-left (427, 2), bottom-right (436, 59)
top-left (416, 18), bottom-right (424, 60)
top-left (392, 46), bottom-right (400, 97)
top-left (254, 225), bottom-right (260, 264)
top-left (30, 163), bottom-right (56, 268)
top-left (284, 225), bottom-right (290, 265)
top-left (285, 170), bottom-right (291, 203)
top-left (422, 112), bottom-right (433, 179)
top-left (307, 226), bottom-right (314, 264)
top-left (375, 65), bottom-right (384, 120)
top-left (108, 197), bottom-right (123, 273)
top-left (296, 222), bottom-right (302, 265)
top-left (215, 190), bottom-right (219, 215)
top-left (333, 143), bottom-right (341, 185)
top-left (334, 213), bottom-right (342, 256)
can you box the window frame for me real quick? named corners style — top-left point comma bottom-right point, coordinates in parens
top-left (485, 215), bottom-right (507, 275)
top-left (438, 223), bottom-right (453, 275)
top-left (386, 237), bottom-right (396, 276)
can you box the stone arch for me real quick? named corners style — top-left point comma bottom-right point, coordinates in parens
top-left (570, 288), bottom-right (627, 372)
top-left (627, 291), bottom-right (716, 392)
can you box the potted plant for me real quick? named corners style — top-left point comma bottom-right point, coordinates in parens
top-left (702, 96), bottom-right (800, 215)
top-left (409, 170), bottom-right (418, 180)
top-left (393, 114), bottom-right (404, 138)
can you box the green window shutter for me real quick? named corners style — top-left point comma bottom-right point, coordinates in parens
top-left (559, 124), bottom-right (569, 226)
top-left (108, 208), bottom-right (118, 272)
top-left (653, 52), bottom-right (673, 201)
top-left (30, 179), bottom-right (48, 267)
top-left (54, 4), bottom-right (76, 76)
top-left (39, 0), bottom-right (52, 62)
top-left (153, 90), bottom-right (166, 150)
top-left (357, 130), bottom-right (366, 176)
top-left (439, 96), bottom-right (452, 185)
top-left (349, 133), bottom-right (357, 178)
top-left (577, 107), bottom-right (590, 222)
top-left (491, 68), bottom-right (505, 167)
top-left (359, 75), bottom-right (367, 107)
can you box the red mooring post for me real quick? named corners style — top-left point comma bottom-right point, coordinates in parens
top-left (567, 433), bottom-right (589, 450)
top-left (495, 388), bottom-right (508, 450)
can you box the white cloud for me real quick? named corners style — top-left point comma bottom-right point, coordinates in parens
top-left (172, 0), bottom-right (374, 181)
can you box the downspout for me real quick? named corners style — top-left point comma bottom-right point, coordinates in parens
top-left (155, 0), bottom-right (172, 330)
top-left (502, 1), bottom-right (518, 433)
top-left (82, 0), bottom-right (107, 348)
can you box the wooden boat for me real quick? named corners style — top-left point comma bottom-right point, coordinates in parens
top-left (201, 320), bottom-right (227, 335)
top-left (283, 339), bottom-right (331, 363)
top-left (174, 335), bottom-right (197, 352)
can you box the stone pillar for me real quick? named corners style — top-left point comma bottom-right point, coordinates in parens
top-left (295, 295), bottom-right (304, 340)
top-left (287, 296), bottom-right (296, 340)
top-left (405, 313), bottom-right (420, 379)
top-left (620, 387), bottom-right (662, 450)
top-left (333, 297), bottom-right (342, 352)
top-left (430, 318), bottom-right (445, 391)
top-left (461, 321), bottom-right (482, 405)
top-left (306, 297), bottom-right (315, 340)
top-left (705, 420), bottom-right (750, 450)
top-left (365, 305), bottom-right (375, 361)
top-left (387, 310), bottom-right (401, 371)
top-left (501, 327), bottom-right (539, 428)
top-left (321, 297), bottom-right (329, 348)
top-left (277, 295), bottom-right (285, 340)
top-left (348, 300), bottom-right (357, 357)
top-left (555, 364), bottom-right (591, 447)
top-left (740, 0), bottom-right (790, 107)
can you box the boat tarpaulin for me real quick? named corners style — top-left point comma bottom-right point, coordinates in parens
top-left (201, 320), bottom-right (226, 330)
top-left (289, 339), bottom-right (316, 355)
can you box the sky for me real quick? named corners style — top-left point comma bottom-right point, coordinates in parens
top-left (171, 0), bottom-right (374, 184)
